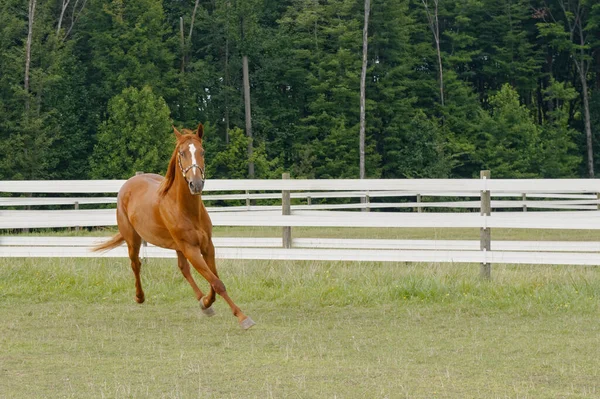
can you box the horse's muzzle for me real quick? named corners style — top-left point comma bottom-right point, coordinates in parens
top-left (188, 179), bottom-right (204, 195)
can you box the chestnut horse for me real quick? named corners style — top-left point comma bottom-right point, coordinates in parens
top-left (93, 124), bottom-right (255, 329)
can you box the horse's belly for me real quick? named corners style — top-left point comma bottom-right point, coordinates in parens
top-left (129, 207), bottom-right (177, 250)
top-left (134, 221), bottom-right (176, 249)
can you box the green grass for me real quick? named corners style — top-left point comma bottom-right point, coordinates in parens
top-left (1, 256), bottom-right (599, 398)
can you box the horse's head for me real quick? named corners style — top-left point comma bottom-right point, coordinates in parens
top-left (173, 123), bottom-right (206, 195)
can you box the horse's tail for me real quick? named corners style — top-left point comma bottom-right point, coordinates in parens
top-left (91, 233), bottom-right (125, 252)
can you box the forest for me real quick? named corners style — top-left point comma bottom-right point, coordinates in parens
top-left (0, 0), bottom-right (599, 181)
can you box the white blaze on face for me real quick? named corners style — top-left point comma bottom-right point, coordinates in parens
top-left (188, 143), bottom-right (198, 175)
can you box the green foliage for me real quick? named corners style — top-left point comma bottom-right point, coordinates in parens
top-left (80, 0), bottom-right (176, 101)
top-left (536, 80), bottom-right (581, 177)
top-left (0, 0), bottom-right (599, 180)
top-left (387, 110), bottom-right (451, 178)
top-left (208, 128), bottom-right (281, 179)
top-left (592, 90), bottom-right (600, 173)
top-left (90, 86), bottom-right (172, 178)
top-left (476, 83), bottom-right (581, 178)
top-left (477, 84), bottom-right (540, 177)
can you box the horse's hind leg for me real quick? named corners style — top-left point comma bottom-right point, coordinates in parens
top-left (127, 236), bottom-right (145, 303)
top-left (118, 211), bottom-right (145, 303)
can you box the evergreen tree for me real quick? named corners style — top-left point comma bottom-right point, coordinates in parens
top-left (476, 84), bottom-right (539, 177)
top-left (90, 86), bottom-right (172, 178)
top-left (208, 127), bottom-right (281, 179)
top-left (536, 79), bottom-right (582, 177)
top-left (78, 0), bottom-right (176, 111)
top-left (0, 0), bottom-right (597, 181)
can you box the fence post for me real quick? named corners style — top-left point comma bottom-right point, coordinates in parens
top-left (416, 194), bottom-right (422, 213)
top-left (74, 201), bottom-right (80, 232)
top-left (362, 192), bottom-right (370, 212)
top-left (480, 170), bottom-right (491, 279)
top-left (246, 190), bottom-right (251, 209)
top-left (522, 193), bottom-right (527, 212)
top-left (22, 193), bottom-right (32, 234)
top-left (136, 171), bottom-right (148, 262)
top-left (282, 172), bottom-right (292, 249)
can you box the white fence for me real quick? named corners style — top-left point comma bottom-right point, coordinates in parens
top-left (1, 177), bottom-right (600, 270)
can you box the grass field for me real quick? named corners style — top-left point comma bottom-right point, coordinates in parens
top-left (1, 227), bottom-right (599, 398)
top-left (1, 257), bottom-right (599, 397)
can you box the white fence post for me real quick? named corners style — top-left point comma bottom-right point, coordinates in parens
top-left (480, 170), bottom-right (491, 279)
top-left (362, 192), bottom-right (370, 212)
top-left (74, 201), bottom-right (80, 232)
top-left (282, 173), bottom-right (292, 248)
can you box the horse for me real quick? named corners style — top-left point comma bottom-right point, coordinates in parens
top-left (93, 123), bottom-right (255, 330)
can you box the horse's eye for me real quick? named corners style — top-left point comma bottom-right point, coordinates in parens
top-left (178, 150), bottom-right (185, 157)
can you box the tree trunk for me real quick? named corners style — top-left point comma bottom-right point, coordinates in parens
top-left (575, 8), bottom-right (594, 177)
top-left (558, 0), bottom-right (594, 176)
top-left (57, 0), bottom-right (70, 37)
top-left (581, 72), bottom-right (594, 177)
top-left (24, 0), bottom-right (36, 113)
top-left (179, 17), bottom-right (185, 73)
top-left (224, 4), bottom-right (231, 144)
top-left (188, 0), bottom-right (200, 43)
top-left (422, 0), bottom-right (444, 107)
top-left (243, 55), bottom-right (254, 178)
top-left (224, 33), bottom-right (230, 143)
top-left (62, 0), bottom-right (88, 41)
top-left (434, 0), bottom-right (444, 107)
top-left (359, 0), bottom-right (370, 180)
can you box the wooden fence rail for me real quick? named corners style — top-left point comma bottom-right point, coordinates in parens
top-left (1, 176), bottom-right (600, 274)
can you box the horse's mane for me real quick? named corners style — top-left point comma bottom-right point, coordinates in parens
top-left (158, 145), bottom-right (179, 198)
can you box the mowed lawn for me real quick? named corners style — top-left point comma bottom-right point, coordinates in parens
top-left (1, 228), bottom-right (599, 398)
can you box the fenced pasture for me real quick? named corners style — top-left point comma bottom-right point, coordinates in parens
top-left (1, 177), bottom-right (600, 397)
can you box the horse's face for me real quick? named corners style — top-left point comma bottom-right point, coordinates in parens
top-left (174, 124), bottom-right (206, 195)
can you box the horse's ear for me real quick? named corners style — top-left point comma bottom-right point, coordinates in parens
top-left (172, 125), bottom-right (182, 139)
top-left (196, 123), bottom-right (204, 139)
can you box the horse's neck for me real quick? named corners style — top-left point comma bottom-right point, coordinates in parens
top-left (170, 174), bottom-right (203, 216)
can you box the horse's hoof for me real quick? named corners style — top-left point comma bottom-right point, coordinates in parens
top-left (239, 317), bottom-right (256, 330)
top-left (135, 295), bottom-right (145, 304)
top-left (199, 297), bottom-right (215, 317)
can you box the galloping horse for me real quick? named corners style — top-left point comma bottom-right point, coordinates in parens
top-left (93, 124), bottom-right (255, 329)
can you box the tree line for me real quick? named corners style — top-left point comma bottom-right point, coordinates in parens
top-left (0, 0), bottom-right (599, 181)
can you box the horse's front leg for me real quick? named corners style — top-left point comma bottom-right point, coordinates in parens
top-left (175, 251), bottom-right (215, 316)
top-left (180, 243), bottom-right (255, 329)
top-left (200, 241), bottom-right (218, 310)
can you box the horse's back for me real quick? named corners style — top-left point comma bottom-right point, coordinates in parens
top-left (118, 174), bottom-right (163, 208)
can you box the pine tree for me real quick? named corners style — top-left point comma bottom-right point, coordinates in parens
top-left (89, 86), bottom-right (173, 178)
